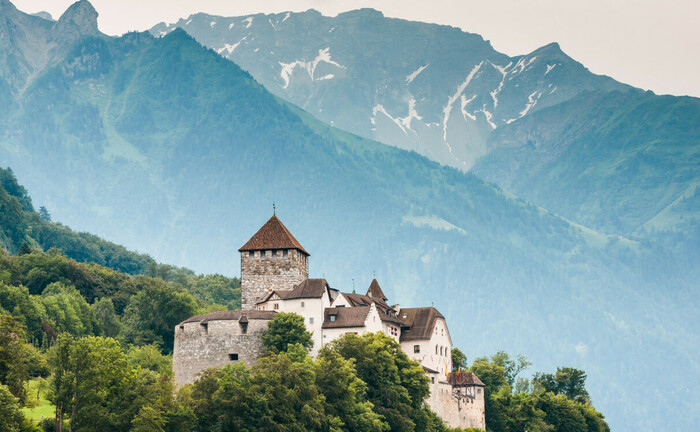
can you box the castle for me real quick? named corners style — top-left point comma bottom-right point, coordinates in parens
top-left (173, 215), bottom-right (486, 429)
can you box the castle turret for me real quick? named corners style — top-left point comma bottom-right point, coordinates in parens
top-left (239, 215), bottom-right (309, 309)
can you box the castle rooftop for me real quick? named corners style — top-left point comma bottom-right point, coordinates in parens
top-left (398, 307), bottom-right (446, 341)
top-left (239, 215), bottom-right (309, 256)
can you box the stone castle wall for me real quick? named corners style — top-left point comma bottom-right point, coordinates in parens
top-left (428, 380), bottom-right (486, 430)
top-left (240, 249), bottom-right (308, 309)
top-left (172, 318), bottom-right (271, 388)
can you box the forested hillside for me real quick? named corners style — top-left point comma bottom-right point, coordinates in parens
top-left (0, 2), bottom-right (697, 431)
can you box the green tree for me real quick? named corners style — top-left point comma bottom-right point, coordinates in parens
top-left (121, 278), bottom-right (198, 353)
top-left (91, 297), bottom-right (121, 338)
top-left (490, 351), bottom-right (532, 387)
top-left (451, 347), bottom-right (467, 371)
top-left (260, 312), bottom-right (313, 353)
top-left (38, 207), bottom-right (51, 222)
top-left (0, 315), bottom-right (30, 403)
top-left (532, 367), bottom-right (590, 403)
top-left (315, 347), bottom-right (388, 431)
top-left (329, 332), bottom-right (430, 432)
top-left (0, 384), bottom-right (29, 432)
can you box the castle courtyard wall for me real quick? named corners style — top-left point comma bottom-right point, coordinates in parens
top-left (172, 318), bottom-right (270, 388)
top-left (427, 379), bottom-right (486, 430)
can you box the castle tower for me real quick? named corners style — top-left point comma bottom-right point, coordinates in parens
top-left (239, 215), bottom-right (309, 309)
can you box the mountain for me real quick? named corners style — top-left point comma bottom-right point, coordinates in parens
top-left (150, 8), bottom-right (699, 246)
top-left (0, 2), bottom-right (697, 431)
top-left (150, 9), bottom-right (629, 171)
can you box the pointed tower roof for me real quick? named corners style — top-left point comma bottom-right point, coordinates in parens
top-left (366, 279), bottom-right (388, 302)
top-left (239, 215), bottom-right (309, 256)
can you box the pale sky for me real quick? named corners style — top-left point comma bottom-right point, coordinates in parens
top-left (13, 0), bottom-right (700, 97)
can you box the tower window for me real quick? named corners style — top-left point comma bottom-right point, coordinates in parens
top-left (228, 353), bottom-right (238, 361)
top-left (240, 322), bottom-right (248, 334)
top-left (414, 345), bottom-right (420, 353)
top-left (271, 250), bottom-right (277, 259)
top-left (249, 251), bottom-right (254, 259)
top-left (200, 322), bottom-right (208, 334)
top-left (283, 250), bottom-right (288, 258)
top-left (261, 250), bottom-right (266, 260)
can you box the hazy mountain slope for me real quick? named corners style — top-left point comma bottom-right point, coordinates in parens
top-left (149, 10), bottom-right (699, 249)
top-left (0, 3), bottom-right (696, 431)
top-left (150, 9), bottom-right (629, 171)
top-left (472, 90), bottom-right (700, 235)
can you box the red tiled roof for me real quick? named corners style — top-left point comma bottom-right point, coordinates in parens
top-left (239, 215), bottom-right (309, 256)
top-left (398, 307), bottom-right (445, 342)
top-left (256, 279), bottom-right (330, 304)
top-left (179, 309), bottom-right (276, 325)
top-left (366, 279), bottom-right (388, 301)
top-left (322, 307), bottom-right (371, 328)
top-left (448, 371), bottom-right (485, 387)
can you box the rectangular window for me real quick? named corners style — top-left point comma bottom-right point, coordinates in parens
top-left (260, 250), bottom-right (266, 260)
top-left (273, 303), bottom-right (279, 310)
top-left (283, 250), bottom-right (288, 258)
top-left (414, 345), bottom-right (420, 353)
top-left (240, 322), bottom-right (248, 334)
top-left (271, 250), bottom-right (277, 259)
top-left (309, 317), bottom-right (314, 324)
top-left (200, 322), bottom-right (208, 334)
top-left (330, 315), bottom-right (336, 322)
top-left (249, 251), bottom-right (254, 259)
top-left (431, 377), bottom-right (435, 384)
top-left (301, 301), bottom-right (305, 307)
top-left (228, 353), bottom-right (238, 361)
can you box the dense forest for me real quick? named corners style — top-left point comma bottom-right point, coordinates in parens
top-left (0, 168), bottom-right (608, 431)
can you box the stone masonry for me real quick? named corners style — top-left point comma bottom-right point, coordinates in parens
top-left (172, 311), bottom-right (274, 388)
top-left (240, 248), bottom-right (308, 309)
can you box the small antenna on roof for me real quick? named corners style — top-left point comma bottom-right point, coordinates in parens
top-left (352, 278), bottom-right (355, 294)
top-left (373, 270), bottom-right (376, 278)
top-left (273, 202), bottom-right (276, 216)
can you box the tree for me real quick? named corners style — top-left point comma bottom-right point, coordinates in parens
top-left (17, 243), bottom-right (32, 256)
top-left (0, 384), bottom-right (28, 432)
top-left (451, 347), bottom-right (467, 371)
top-left (532, 367), bottom-right (590, 403)
top-left (260, 312), bottom-right (313, 353)
top-left (329, 332), bottom-right (430, 432)
top-left (39, 207), bottom-right (51, 222)
top-left (490, 351), bottom-right (532, 387)
top-left (315, 347), bottom-right (388, 431)
top-left (0, 315), bottom-right (30, 403)
top-left (121, 277), bottom-right (198, 353)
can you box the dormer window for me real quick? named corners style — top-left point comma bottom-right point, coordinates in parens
top-left (330, 314), bottom-right (337, 322)
top-left (240, 322), bottom-right (248, 334)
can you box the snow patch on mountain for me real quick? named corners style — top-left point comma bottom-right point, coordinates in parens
top-left (278, 48), bottom-right (345, 88)
top-left (216, 37), bottom-right (246, 56)
top-left (210, 21), bottom-right (216, 28)
top-left (519, 91), bottom-right (541, 117)
top-left (442, 62), bottom-right (483, 143)
top-left (489, 61), bottom-right (511, 108)
top-left (243, 17), bottom-right (253, 28)
top-left (406, 64), bottom-right (429, 84)
top-left (460, 95), bottom-right (477, 121)
top-left (512, 56), bottom-right (537, 75)
top-left (545, 64), bottom-right (557, 75)
top-left (282, 12), bottom-right (291, 23)
top-left (400, 97), bottom-right (422, 129)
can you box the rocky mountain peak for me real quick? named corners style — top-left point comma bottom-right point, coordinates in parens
top-left (51, 0), bottom-right (99, 41)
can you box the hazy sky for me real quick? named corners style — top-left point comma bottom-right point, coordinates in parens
top-left (13, 0), bottom-right (700, 97)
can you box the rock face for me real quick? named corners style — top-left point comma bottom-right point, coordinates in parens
top-left (150, 9), bottom-right (630, 171)
top-left (51, 0), bottom-right (99, 43)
